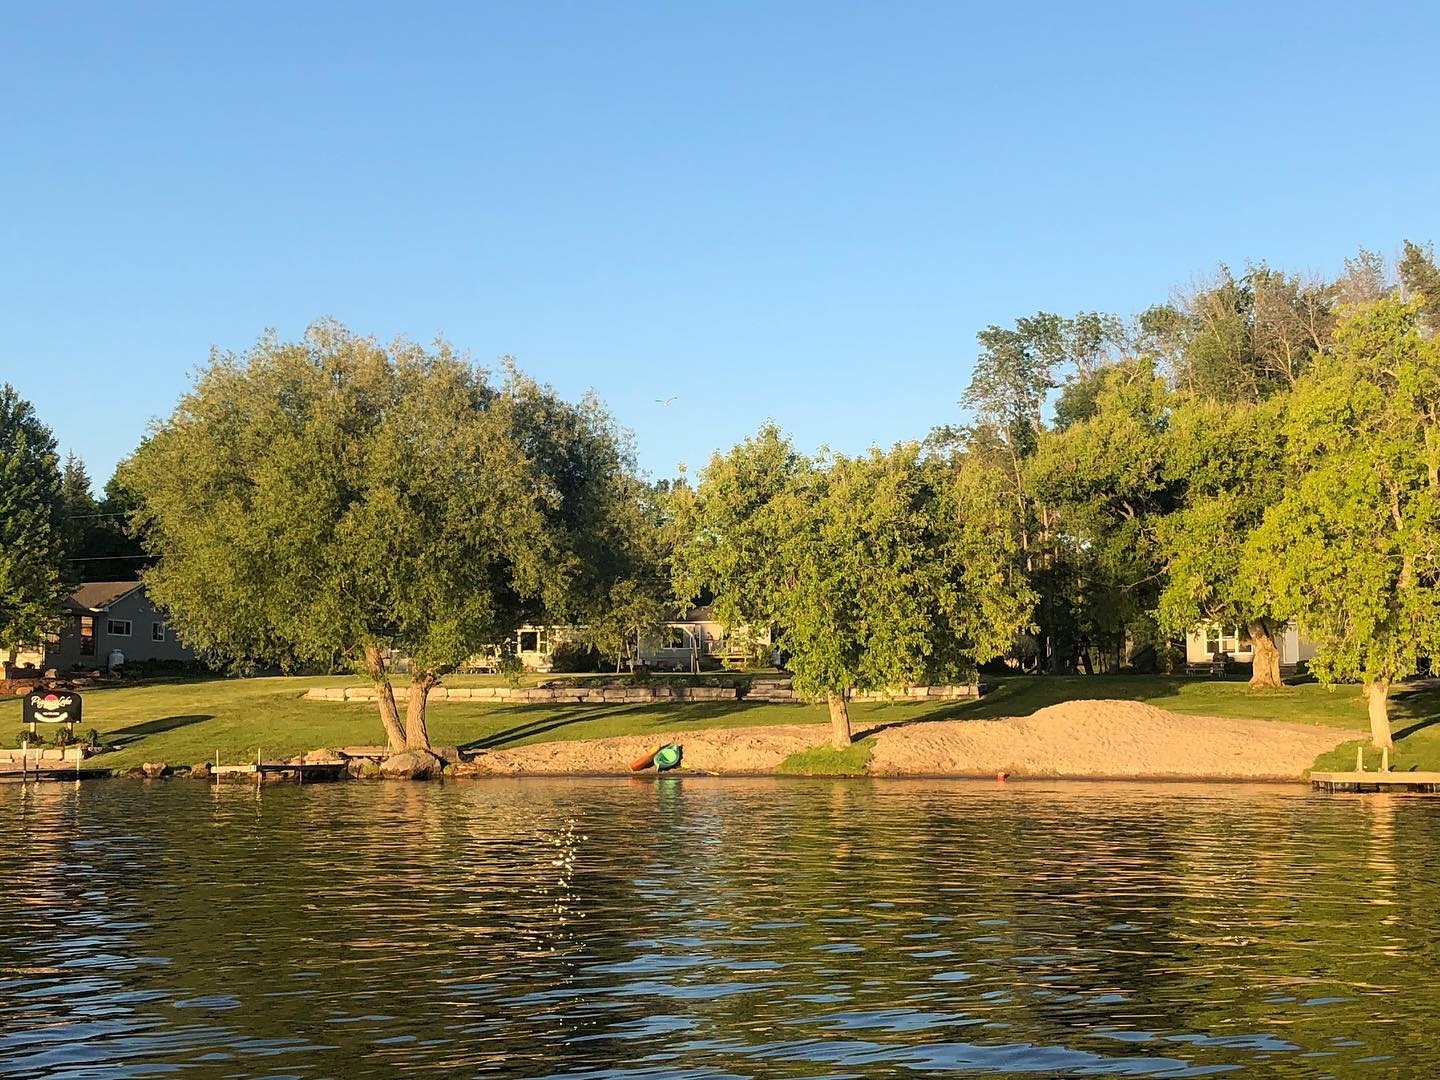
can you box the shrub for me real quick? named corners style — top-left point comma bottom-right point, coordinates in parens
top-left (116, 658), bottom-right (212, 679)
top-left (16, 729), bottom-right (33, 749)
top-left (496, 653), bottom-right (525, 689)
top-left (51, 727), bottom-right (76, 748)
top-left (549, 642), bottom-right (600, 673)
top-left (84, 728), bottom-right (101, 749)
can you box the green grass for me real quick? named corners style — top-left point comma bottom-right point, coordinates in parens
top-left (5, 671), bottom-right (1438, 775)
top-left (0, 674), bottom-right (920, 772)
top-left (777, 736), bottom-right (876, 776)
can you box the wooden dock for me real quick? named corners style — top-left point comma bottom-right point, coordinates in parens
top-left (212, 762), bottom-right (349, 782)
top-left (1310, 771), bottom-right (1440, 793)
top-left (0, 767), bottom-right (111, 782)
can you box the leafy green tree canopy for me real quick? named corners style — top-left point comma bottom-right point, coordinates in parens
top-left (0, 384), bottom-right (66, 662)
top-left (1155, 395), bottom-right (1291, 685)
top-left (673, 425), bottom-right (1033, 747)
top-left (1250, 297), bottom-right (1440, 745)
top-left (126, 321), bottom-right (638, 752)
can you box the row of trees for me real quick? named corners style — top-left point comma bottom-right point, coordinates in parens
top-left (960, 243), bottom-right (1440, 747)
top-left (1, 392), bottom-right (156, 669)
top-left (4, 241), bottom-right (1437, 753)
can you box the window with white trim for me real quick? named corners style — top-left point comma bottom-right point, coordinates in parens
top-left (1203, 625), bottom-right (1251, 656)
top-left (152, 622), bottom-right (166, 642)
top-left (107, 619), bottom-right (132, 637)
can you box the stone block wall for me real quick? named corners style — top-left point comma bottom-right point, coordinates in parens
top-left (303, 679), bottom-right (982, 706)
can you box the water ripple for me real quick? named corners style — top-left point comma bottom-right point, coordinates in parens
top-left (1, 778), bottom-right (1436, 1076)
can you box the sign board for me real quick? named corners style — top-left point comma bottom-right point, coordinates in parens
top-left (22, 690), bottom-right (82, 726)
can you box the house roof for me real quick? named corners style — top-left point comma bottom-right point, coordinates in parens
top-left (680, 604), bottom-right (716, 623)
top-left (65, 581), bottom-right (144, 614)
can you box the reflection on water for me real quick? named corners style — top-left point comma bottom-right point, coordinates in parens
top-left (3, 778), bottom-right (1439, 1077)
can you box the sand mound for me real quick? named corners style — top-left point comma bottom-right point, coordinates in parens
top-left (459, 699), bottom-right (1349, 780)
top-left (868, 699), bottom-right (1346, 779)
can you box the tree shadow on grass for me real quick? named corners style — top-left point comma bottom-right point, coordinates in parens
top-left (107, 714), bottom-right (214, 746)
top-left (1391, 683), bottom-right (1440, 742)
top-left (461, 702), bottom-right (777, 751)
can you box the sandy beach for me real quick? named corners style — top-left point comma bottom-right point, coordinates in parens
top-left (459, 699), bottom-right (1350, 781)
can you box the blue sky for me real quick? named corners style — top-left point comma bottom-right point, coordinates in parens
top-left (3, 1), bottom-right (1437, 485)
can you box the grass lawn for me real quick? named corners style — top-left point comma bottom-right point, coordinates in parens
top-left (777, 736), bottom-right (877, 776)
top-left (3, 672), bottom-right (1438, 774)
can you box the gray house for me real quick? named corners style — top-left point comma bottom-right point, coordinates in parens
top-left (37, 582), bottom-right (198, 671)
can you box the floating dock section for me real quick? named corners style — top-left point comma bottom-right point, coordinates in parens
top-left (1310, 771), bottom-right (1440, 793)
top-left (212, 762), bottom-right (349, 782)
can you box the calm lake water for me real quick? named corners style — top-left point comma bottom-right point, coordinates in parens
top-left (1, 778), bottom-right (1437, 1078)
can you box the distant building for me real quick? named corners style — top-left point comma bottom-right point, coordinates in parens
top-left (636, 605), bottom-right (772, 671)
top-left (480, 606), bottom-right (773, 673)
top-left (29, 582), bottom-right (199, 671)
top-left (1184, 621), bottom-right (1316, 672)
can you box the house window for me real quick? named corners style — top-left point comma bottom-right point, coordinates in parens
top-left (1204, 625), bottom-right (1252, 656)
top-left (152, 622), bottom-right (166, 642)
top-left (661, 626), bottom-right (691, 650)
top-left (519, 629), bottom-right (552, 654)
top-left (108, 620), bottom-right (132, 637)
top-left (79, 616), bottom-right (95, 656)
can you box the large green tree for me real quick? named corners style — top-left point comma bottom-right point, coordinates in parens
top-left (53, 454), bottom-right (150, 582)
top-left (1137, 265), bottom-right (1334, 684)
top-left (0, 385), bottom-right (67, 664)
top-left (955, 310), bottom-right (1126, 671)
top-left (673, 426), bottom-right (1032, 747)
top-left (126, 321), bottom-right (638, 753)
top-left (1155, 397), bottom-right (1293, 686)
top-left (1030, 358), bottom-right (1178, 673)
top-left (1251, 297), bottom-right (1440, 746)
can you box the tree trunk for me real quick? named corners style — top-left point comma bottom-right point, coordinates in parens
top-left (362, 643), bottom-right (406, 752)
top-left (1365, 679), bottom-right (1393, 749)
top-left (1247, 619), bottom-right (1283, 689)
top-left (405, 674), bottom-right (436, 750)
top-left (827, 692), bottom-right (852, 749)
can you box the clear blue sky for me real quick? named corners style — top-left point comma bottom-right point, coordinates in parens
top-left (3, 1), bottom-right (1437, 485)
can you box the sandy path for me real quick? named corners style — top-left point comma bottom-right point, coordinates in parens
top-left (461, 699), bottom-right (1350, 780)
top-left (868, 700), bottom-right (1347, 779)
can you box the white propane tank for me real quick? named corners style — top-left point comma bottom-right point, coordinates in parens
top-left (107, 649), bottom-right (126, 670)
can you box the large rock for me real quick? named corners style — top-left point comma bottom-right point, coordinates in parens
top-left (141, 761), bottom-right (169, 779)
top-left (378, 749), bottom-right (446, 780)
top-left (189, 761), bottom-right (212, 780)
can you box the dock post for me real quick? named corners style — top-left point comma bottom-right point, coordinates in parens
top-left (1356, 745), bottom-right (1365, 772)
top-left (1382, 747), bottom-right (1391, 773)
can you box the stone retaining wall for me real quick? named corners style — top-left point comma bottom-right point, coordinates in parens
top-left (303, 681), bottom-right (982, 705)
top-left (0, 746), bottom-right (87, 765)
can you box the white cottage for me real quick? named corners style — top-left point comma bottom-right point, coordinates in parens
top-left (1183, 621), bottom-right (1316, 672)
top-left (636, 605), bottom-right (772, 671)
top-left (478, 606), bottom-right (773, 673)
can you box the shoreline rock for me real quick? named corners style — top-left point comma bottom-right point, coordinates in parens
top-left (379, 748), bottom-right (446, 780)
